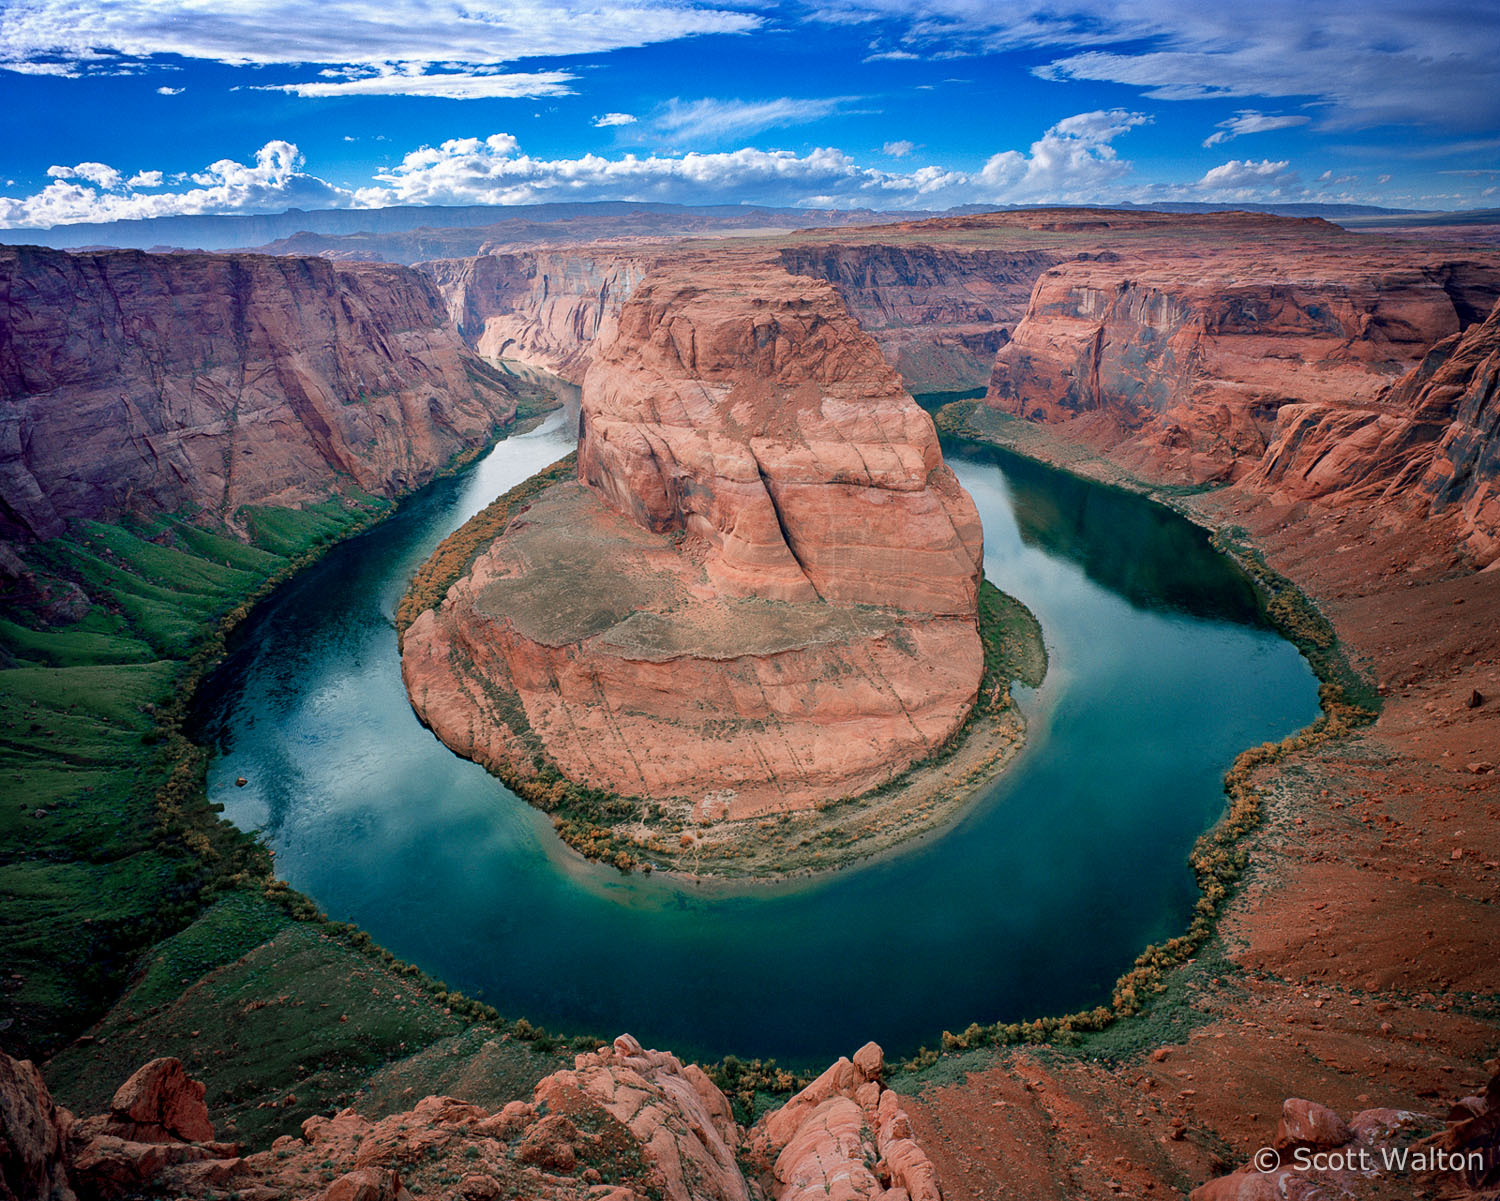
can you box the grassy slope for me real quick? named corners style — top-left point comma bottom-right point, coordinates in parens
top-left (0, 483), bottom-right (584, 1136)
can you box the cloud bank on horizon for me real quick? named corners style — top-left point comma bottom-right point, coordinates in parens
top-left (1, 0), bottom-right (1497, 227)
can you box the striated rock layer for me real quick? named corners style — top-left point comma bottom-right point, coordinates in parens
top-left (1248, 296), bottom-right (1500, 563)
top-left (423, 249), bottom-right (651, 382)
top-left (0, 245), bottom-right (520, 541)
top-left (985, 248), bottom-right (1500, 487)
top-left (779, 243), bottom-right (1061, 394)
top-left (404, 259), bottom-right (983, 815)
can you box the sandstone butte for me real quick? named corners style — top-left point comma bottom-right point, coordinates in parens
top-left (0, 1038), bottom-right (948, 1201)
top-left (402, 258), bottom-right (986, 817)
top-left (0, 245), bottom-right (522, 543)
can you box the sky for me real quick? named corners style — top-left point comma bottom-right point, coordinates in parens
top-left (1, 0), bottom-right (1498, 228)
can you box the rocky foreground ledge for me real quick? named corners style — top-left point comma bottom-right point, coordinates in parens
top-left (401, 256), bottom-right (1045, 875)
top-left (1, 1038), bottom-right (941, 1201)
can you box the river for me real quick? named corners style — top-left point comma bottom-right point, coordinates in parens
top-left (195, 378), bottom-right (1320, 1066)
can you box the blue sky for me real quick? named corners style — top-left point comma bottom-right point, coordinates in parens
top-left (2, 1), bottom-right (1498, 227)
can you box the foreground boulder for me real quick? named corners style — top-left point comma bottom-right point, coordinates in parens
top-left (3, 1040), bottom-right (943, 1201)
top-left (0, 1054), bottom-right (75, 1201)
top-left (1192, 1070), bottom-right (1500, 1201)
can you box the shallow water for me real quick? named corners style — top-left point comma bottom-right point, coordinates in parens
top-left (196, 385), bottom-right (1320, 1066)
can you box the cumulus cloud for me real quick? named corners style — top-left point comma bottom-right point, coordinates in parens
top-left (256, 67), bottom-right (576, 100)
top-left (810, 1), bottom-right (1500, 130)
top-left (47, 162), bottom-right (123, 189)
top-left (351, 134), bottom-right (935, 208)
top-left (882, 139), bottom-right (915, 157)
top-left (594, 112), bottom-right (638, 127)
top-left (1202, 109), bottom-right (1310, 147)
top-left (651, 97), bottom-right (851, 144)
top-left (978, 109), bottom-right (1149, 202)
top-left (0, 117), bottom-right (1336, 230)
top-left (0, 141), bottom-right (350, 228)
top-left (155, 85), bottom-right (183, 95)
top-left (1194, 158), bottom-right (1302, 199)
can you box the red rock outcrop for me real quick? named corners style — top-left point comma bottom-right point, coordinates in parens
top-left (0, 245), bottom-right (520, 540)
top-left (0, 1040), bottom-right (943, 1201)
top-left (985, 248), bottom-right (1500, 487)
top-left (0, 1053), bottom-right (75, 1201)
top-left (403, 258), bottom-right (984, 814)
top-left (747, 1042), bottom-right (940, 1201)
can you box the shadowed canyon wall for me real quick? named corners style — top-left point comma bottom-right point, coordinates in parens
top-left (0, 246), bottom-right (520, 541)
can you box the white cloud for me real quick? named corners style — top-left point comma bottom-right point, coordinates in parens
top-left (47, 162), bottom-right (123, 189)
top-left (257, 68), bottom-right (575, 100)
top-left (1202, 109), bottom-right (1310, 147)
top-left (353, 135), bottom-right (928, 208)
top-left (1, 60), bottom-right (78, 76)
top-left (1193, 158), bottom-right (1301, 199)
top-left (0, 141), bottom-right (350, 228)
top-left (0, 1), bottom-right (761, 85)
top-left (978, 109), bottom-right (1149, 202)
top-left (882, 139), bottom-right (915, 157)
top-left (594, 112), bottom-right (638, 127)
top-left (156, 85), bottom-right (183, 95)
top-left (651, 97), bottom-right (851, 144)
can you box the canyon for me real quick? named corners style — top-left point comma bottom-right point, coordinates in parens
top-left (4, 207), bottom-right (1500, 1200)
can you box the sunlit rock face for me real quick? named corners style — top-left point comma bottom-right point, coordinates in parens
top-left (403, 256), bottom-right (985, 815)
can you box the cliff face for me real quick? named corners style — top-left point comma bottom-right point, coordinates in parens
top-left (403, 258), bottom-right (984, 815)
top-left (0, 246), bottom-right (518, 540)
top-left (422, 250), bottom-right (650, 382)
top-left (780, 244), bottom-right (1061, 394)
top-left (985, 251), bottom-right (1500, 486)
top-left (1248, 296), bottom-right (1500, 562)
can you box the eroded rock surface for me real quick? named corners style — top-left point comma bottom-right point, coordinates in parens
top-left (1249, 296), bottom-right (1500, 564)
top-left (0, 246), bottom-right (519, 540)
top-left (3, 1040), bottom-right (944, 1201)
top-left (424, 249), bottom-right (651, 381)
top-left (404, 259), bottom-right (984, 815)
top-left (986, 248), bottom-right (1500, 487)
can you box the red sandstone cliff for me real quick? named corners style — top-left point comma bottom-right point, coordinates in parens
top-left (778, 243), bottom-right (1061, 394)
top-left (985, 250), bottom-right (1500, 483)
top-left (422, 250), bottom-right (650, 381)
top-left (403, 258), bottom-right (984, 815)
top-left (1248, 297), bottom-right (1500, 563)
top-left (0, 246), bottom-right (520, 541)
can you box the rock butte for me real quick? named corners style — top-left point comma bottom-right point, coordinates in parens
top-left (402, 260), bottom-right (985, 815)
